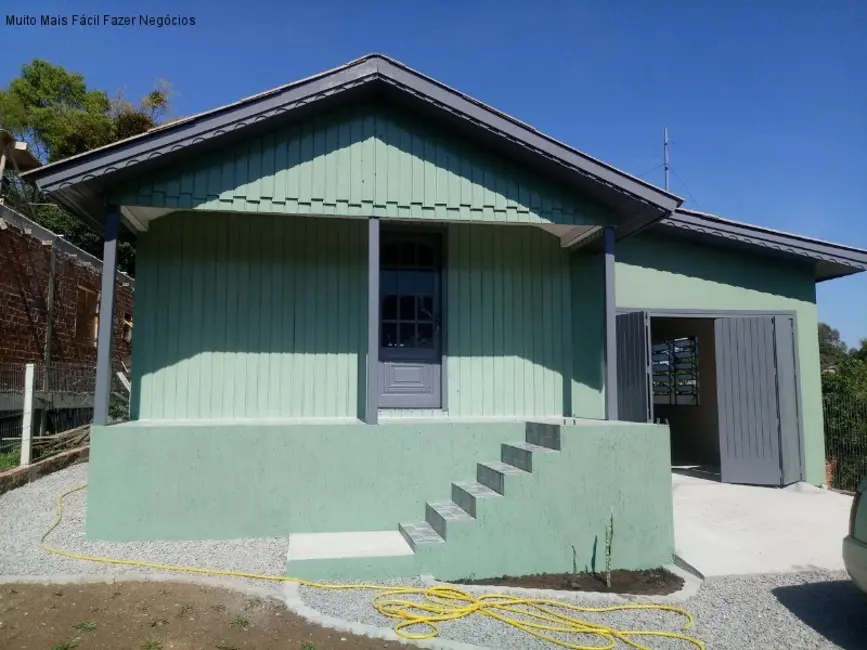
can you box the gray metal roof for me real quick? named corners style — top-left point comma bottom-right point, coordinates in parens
top-left (22, 54), bottom-right (682, 234)
top-left (660, 209), bottom-right (867, 282)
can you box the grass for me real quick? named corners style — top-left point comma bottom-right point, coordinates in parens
top-left (178, 603), bottom-right (194, 617)
top-left (0, 450), bottom-right (18, 472)
top-left (51, 642), bottom-right (77, 650)
top-left (301, 643), bottom-right (317, 650)
top-left (229, 614), bottom-right (249, 630)
top-left (141, 636), bottom-right (162, 650)
top-left (244, 595), bottom-right (263, 609)
top-left (73, 620), bottom-right (98, 632)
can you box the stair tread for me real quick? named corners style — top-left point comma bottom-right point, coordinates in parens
top-left (480, 460), bottom-right (529, 475)
top-left (505, 441), bottom-right (558, 453)
top-left (453, 481), bottom-right (502, 498)
top-left (428, 500), bottom-right (473, 520)
top-left (399, 520), bottom-right (445, 546)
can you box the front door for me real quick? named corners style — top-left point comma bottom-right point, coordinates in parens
top-left (378, 231), bottom-right (443, 409)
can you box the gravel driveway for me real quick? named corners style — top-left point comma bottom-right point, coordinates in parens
top-left (3, 463), bottom-right (867, 649)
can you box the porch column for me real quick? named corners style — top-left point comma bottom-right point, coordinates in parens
top-left (365, 217), bottom-right (380, 424)
top-left (93, 205), bottom-right (120, 426)
top-left (603, 226), bottom-right (618, 420)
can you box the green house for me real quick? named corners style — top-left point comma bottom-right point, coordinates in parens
top-left (24, 55), bottom-right (867, 580)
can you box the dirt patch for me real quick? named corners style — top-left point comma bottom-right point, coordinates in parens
top-left (0, 581), bottom-right (406, 650)
top-left (457, 568), bottom-right (684, 595)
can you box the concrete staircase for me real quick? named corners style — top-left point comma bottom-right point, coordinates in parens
top-left (285, 421), bottom-right (561, 580)
top-left (398, 427), bottom-right (560, 551)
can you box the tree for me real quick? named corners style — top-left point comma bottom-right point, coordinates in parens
top-left (0, 59), bottom-right (173, 274)
top-left (818, 322), bottom-right (847, 372)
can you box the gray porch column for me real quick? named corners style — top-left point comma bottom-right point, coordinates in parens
top-left (603, 226), bottom-right (618, 420)
top-left (364, 217), bottom-right (380, 424)
top-left (93, 205), bottom-right (120, 426)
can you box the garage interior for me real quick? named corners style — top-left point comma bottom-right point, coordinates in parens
top-left (650, 317), bottom-right (721, 470)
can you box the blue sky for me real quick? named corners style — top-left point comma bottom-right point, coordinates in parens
top-left (3, 0), bottom-right (866, 344)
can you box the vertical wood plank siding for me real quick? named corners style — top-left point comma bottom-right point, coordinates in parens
top-left (130, 215), bottom-right (579, 420)
top-left (130, 213), bottom-right (366, 419)
top-left (445, 224), bottom-right (572, 418)
top-left (111, 106), bottom-right (611, 227)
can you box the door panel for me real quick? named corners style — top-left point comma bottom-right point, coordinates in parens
top-left (379, 232), bottom-right (442, 409)
top-left (715, 316), bottom-right (783, 485)
top-left (774, 316), bottom-right (802, 484)
top-left (616, 311), bottom-right (652, 422)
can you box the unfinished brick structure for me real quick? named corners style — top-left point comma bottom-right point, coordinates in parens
top-left (0, 204), bottom-right (134, 367)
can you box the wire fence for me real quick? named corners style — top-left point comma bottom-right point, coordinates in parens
top-left (0, 361), bottom-right (130, 469)
top-left (824, 393), bottom-right (867, 492)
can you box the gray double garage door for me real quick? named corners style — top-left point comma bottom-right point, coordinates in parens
top-left (616, 310), bottom-right (803, 487)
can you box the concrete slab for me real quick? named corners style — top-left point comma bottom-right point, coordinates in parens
top-left (286, 531), bottom-right (413, 561)
top-left (672, 473), bottom-right (853, 576)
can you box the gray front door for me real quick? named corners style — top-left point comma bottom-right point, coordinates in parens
top-left (715, 316), bottom-right (797, 486)
top-left (616, 310), bottom-right (653, 423)
top-left (378, 232), bottom-right (442, 409)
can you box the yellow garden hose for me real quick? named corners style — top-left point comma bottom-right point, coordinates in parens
top-left (40, 484), bottom-right (705, 650)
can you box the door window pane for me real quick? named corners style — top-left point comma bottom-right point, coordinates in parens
top-left (417, 244), bottom-right (435, 267)
top-left (399, 323), bottom-right (415, 347)
top-left (400, 242), bottom-right (416, 266)
top-left (382, 243), bottom-right (400, 268)
top-left (418, 296), bottom-right (434, 322)
top-left (382, 323), bottom-right (398, 348)
top-left (399, 295), bottom-right (415, 320)
top-left (382, 295), bottom-right (398, 320)
top-left (417, 323), bottom-right (434, 348)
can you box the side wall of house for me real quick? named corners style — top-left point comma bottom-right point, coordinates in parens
top-left (0, 222), bottom-right (133, 366)
top-left (616, 232), bottom-right (824, 485)
top-left (131, 213), bottom-right (582, 420)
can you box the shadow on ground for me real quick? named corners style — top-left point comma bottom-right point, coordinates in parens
top-left (773, 579), bottom-right (867, 650)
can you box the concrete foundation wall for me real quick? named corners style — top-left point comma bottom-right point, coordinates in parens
top-left (86, 421), bottom-right (674, 576)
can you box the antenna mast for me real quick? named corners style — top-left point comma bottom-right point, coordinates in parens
top-left (663, 127), bottom-right (670, 191)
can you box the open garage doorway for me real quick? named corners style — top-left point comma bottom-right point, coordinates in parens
top-left (615, 310), bottom-right (804, 486)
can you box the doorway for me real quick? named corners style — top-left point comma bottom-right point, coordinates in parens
top-left (616, 310), bottom-right (803, 486)
top-left (378, 230), bottom-right (443, 408)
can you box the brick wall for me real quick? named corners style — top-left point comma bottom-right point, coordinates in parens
top-left (0, 221), bottom-right (133, 366)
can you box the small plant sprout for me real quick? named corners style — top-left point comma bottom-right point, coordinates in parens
top-left (244, 595), bottom-right (263, 610)
top-left (150, 616), bottom-right (168, 628)
top-left (229, 614), bottom-right (249, 630)
top-left (73, 620), bottom-right (98, 632)
top-left (141, 636), bottom-right (162, 650)
top-left (178, 603), bottom-right (193, 617)
top-left (604, 507), bottom-right (615, 589)
top-left (51, 642), bottom-right (77, 650)
top-left (571, 545), bottom-right (578, 575)
top-left (301, 642), bottom-right (317, 650)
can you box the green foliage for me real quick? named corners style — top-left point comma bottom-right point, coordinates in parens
top-left (0, 59), bottom-right (174, 275)
top-left (0, 450), bottom-right (18, 471)
top-left (821, 322), bottom-right (867, 490)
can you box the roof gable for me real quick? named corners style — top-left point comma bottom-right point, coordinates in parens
top-left (22, 54), bottom-right (681, 234)
top-left (109, 103), bottom-right (613, 229)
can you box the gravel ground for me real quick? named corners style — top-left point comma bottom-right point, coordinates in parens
top-left (300, 570), bottom-right (867, 649)
top-left (0, 462), bottom-right (287, 597)
top-left (4, 464), bottom-right (867, 649)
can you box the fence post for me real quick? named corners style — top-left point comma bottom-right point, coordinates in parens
top-left (20, 363), bottom-right (35, 467)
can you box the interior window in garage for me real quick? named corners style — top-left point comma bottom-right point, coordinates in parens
top-left (652, 336), bottom-right (699, 406)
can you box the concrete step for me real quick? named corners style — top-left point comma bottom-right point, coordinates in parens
top-left (398, 520), bottom-right (445, 550)
top-left (425, 500), bottom-right (473, 540)
top-left (525, 421), bottom-right (561, 450)
top-left (452, 480), bottom-right (502, 518)
top-left (477, 460), bottom-right (529, 495)
top-left (501, 441), bottom-right (557, 472)
top-left (284, 531), bottom-right (416, 580)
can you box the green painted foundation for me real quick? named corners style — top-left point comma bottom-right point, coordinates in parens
top-left (88, 420), bottom-right (674, 580)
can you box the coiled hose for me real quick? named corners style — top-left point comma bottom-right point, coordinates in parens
top-left (40, 484), bottom-right (705, 650)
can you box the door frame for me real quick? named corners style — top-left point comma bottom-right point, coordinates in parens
top-left (379, 222), bottom-right (448, 412)
top-left (616, 307), bottom-right (806, 482)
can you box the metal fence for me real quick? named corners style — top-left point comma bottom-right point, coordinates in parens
top-left (0, 361), bottom-right (130, 469)
top-left (824, 393), bottom-right (867, 492)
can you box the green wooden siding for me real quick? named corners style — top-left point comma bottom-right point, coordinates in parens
top-left (130, 214), bottom-right (577, 420)
top-left (111, 105), bottom-right (611, 226)
top-left (444, 224), bottom-right (572, 418)
top-left (131, 212), bottom-right (366, 419)
top-left (616, 232), bottom-right (824, 485)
